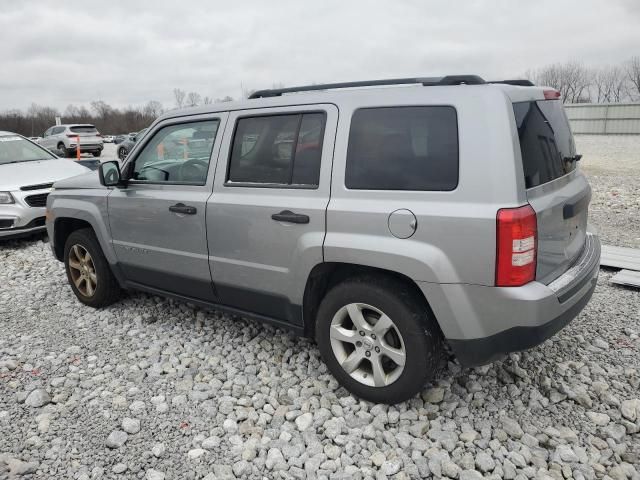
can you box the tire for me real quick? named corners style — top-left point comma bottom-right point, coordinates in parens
top-left (92, 150), bottom-right (101, 158)
top-left (118, 148), bottom-right (127, 161)
top-left (57, 143), bottom-right (69, 158)
top-left (315, 274), bottom-right (444, 404)
top-left (63, 228), bottom-right (121, 308)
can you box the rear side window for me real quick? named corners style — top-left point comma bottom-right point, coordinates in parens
top-left (70, 126), bottom-right (98, 134)
top-left (227, 113), bottom-right (325, 187)
top-left (345, 106), bottom-right (458, 191)
top-left (513, 100), bottom-right (577, 188)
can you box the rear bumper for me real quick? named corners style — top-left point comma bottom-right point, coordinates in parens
top-left (420, 233), bottom-right (601, 366)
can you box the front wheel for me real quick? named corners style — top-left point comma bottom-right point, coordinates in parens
top-left (315, 275), bottom-right (444, 404)
top-left (64, 228), bottom-right (121, 308)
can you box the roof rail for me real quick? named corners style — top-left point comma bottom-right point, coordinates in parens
top-left (248, 75), bottom-right (486, 99)
top-left (489, 79), bottom-right (535, 87)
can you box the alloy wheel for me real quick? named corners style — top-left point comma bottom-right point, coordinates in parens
top-left (329, 302), bottom-right (406, 387)
top-left (68, 244), bottom-right (98, 297)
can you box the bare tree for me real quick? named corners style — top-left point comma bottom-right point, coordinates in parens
top-left (626, 56), bottom-right (640, 101)
top-left (185, 92), bottom-right (202, 107)
top-left (202, 96), bottom-right (213, 105)
top-left (142, 100), bottom-right (164, 117)
top-left (173, 88), bottom-right (186, 109)
top-left (593, 66), bottom-right (627, 103)
top-left (90, 100), bottom-right (113, 119)
top-left (215, 95), bottom-right (234, 103)
top-left (525, 61), bottom-right (592, 103)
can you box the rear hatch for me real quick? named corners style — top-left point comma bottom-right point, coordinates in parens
top-left (512, 95), bottom-right (590, 285)
top-left (70, 125), bottom-right (102, 145)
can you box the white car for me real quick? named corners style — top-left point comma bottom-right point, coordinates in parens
top-left (0, 131), bottom-right (89, 239)
top-left (39, 124), bottom-right (104, 158)
top-left (102, 135), bottom-right (115, 143)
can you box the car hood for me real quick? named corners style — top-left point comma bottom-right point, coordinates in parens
top-left (1, 159), bottom-right (90, 191)
top-left (53, 170), bottom-right (103, 190)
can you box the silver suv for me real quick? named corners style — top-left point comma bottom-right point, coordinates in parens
top-left (40, 124), bottom-right (104, 158)
top-left (46, 76), bottom-right (600, 403)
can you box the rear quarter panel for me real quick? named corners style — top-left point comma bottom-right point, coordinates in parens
top-left (325, 86), bottom-right (524, 286)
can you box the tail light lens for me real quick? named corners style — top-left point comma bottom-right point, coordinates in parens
top-left (496, 205), bottom-right (537, 287)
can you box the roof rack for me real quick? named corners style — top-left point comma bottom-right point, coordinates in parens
top-left (489, 79), bottom-right (535, 87)
top-left (248, 75), bottom-right (486, 99)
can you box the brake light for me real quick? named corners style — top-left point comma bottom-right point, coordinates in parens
top-left (544, 89), bottom-right (561, 99)
top-left (496, 205), bottom-right (537, 287)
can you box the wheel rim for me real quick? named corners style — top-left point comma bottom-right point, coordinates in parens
top-left (68, 244), bottom-right (98, 297)
top-left (119, 149), bottom-right (126, 160)
top-left (329, 302), bottom-right (406, 388)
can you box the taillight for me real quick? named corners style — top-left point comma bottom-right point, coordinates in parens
top-left (543, 89), bottom-right (561, 99)
top-left (496, 205), bottom-right (537, 287)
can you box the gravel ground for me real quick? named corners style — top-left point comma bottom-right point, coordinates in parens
top-left (576, 135), bottom-right (640, 249)
top-left (0, 136), bottom-right (639, 480)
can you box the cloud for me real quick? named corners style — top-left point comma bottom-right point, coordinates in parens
top-left (1, 0), bottom-right (638, 110)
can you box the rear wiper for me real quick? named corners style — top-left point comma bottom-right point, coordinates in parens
top-left (564, 154), bottom-right (582, 162)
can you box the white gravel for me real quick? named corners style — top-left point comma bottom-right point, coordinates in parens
top-left (0, 136), bottom-right (638, 479)
top-left (576, 135), bottom-right (640, 249)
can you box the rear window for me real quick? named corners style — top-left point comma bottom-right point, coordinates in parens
top-left (345, 106), bottom-right (458, 191)
top-left (227, 112), bottom-right (325, 187)
top-left (70, 126), bottom-right (98, 134)
top-left (513, 100), bottom-right (577, 188)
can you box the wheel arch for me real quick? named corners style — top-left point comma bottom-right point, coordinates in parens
top-left (302, 262), bottom-right (443, 339)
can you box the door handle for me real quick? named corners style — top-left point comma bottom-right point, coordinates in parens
top-left (271, 210), bottom-right (310, 224)
top-left (169, 203), bottom-right (197, 215)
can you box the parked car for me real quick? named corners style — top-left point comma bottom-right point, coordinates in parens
top-left (102, 135), bottom-right (115, 143)
top-left (0, 131), bottom-right (89, 239)
top-left (29, 136), bottom-right (42, 143)
top-left (39, 124), bottom-right (104, 158)
top-left (114, 134), bottom-right (128, 145)
top-left (46, 76), bottom-right (600, 403)
top-left (117, 128), bottom-right (148, 161)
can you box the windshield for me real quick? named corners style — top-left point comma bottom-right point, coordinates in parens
top-left (0, 136), bottom-right (57, 165)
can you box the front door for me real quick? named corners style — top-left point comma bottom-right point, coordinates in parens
top-left (208, 105), bottom-right (338, 324)
top-left (108, 114), bottom-right (227, 301)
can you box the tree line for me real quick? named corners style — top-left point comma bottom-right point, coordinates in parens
top-left (524, 56), bottom-right (640, 103)
top-left (1, 60), bottom-right (639, 137)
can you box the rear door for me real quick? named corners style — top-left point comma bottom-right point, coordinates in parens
top-left (513, 98), bottom-right (589, 284)
top-left (207, 105), bottom-right (337, 325)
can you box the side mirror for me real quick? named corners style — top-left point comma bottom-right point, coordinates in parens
top-left (99, 161), bottom-right (122, 187)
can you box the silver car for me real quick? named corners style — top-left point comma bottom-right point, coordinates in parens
top-left (46, 76), bottom-right (600, 403)
top-left (0, 132), bottom-right (89, 239)
top-left (39, 124), bottom-right (104, 158)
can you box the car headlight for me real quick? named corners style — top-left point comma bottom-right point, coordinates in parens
top-left (0, 192), bottom-right (15, 204)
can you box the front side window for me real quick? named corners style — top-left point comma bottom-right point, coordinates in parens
top-left (345, 106), bottom-right (459, 191)
top-left (131, 120), bottom-right (219, 184)
top-left (227, 112), bottom-right (326, 187)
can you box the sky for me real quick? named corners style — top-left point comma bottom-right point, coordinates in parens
top-left (1, 0), bottom-right (639, 111)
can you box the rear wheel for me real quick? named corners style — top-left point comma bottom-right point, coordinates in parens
top-left (92, 150), bottom-right (101, 158)
top-left (315, 275), bottom-right (444, 404)
top-left (64, 229), bottom-right (121, 308)
top-left (118, 147), bottom-right (127, 161)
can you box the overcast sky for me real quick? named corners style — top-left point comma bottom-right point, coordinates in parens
top-left (2, 0), bottom-right (639, 111)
